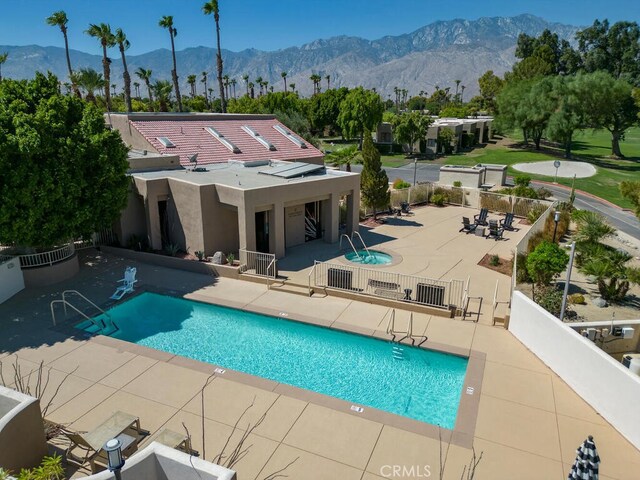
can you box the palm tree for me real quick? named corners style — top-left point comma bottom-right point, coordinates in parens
top-left (281, 71), bottom-right (287, 92)
top-left (201, 71), bottom-right (209, 104)
top-left (242, 74), bottom-right (249, 96)
top-left (269, 85), bottom-right (274, 93)
top-left (289, 82), bottom-right (296, 93)
top-left (222, 74), bottom-right (230, 99)
top-left (159, 15), bottom-right (183, 112)
top-left (325, 145), bottom-right (361, 172)
top-left (248, 82), bottom-right (255, 98)
top-left (46, 11), bottom-right (81, 97)
top-left (255, 76), bottom-right (263, 96)
top-left (203, 1), bottom-right (226, 113)
top-left (114, 28), bottom-right (132, 112)
top-left (153, 79), bottom-right (173, 112)
top-left (187, 74), bottom-right (197, 97)
top-left (325, 74), bottom-right (331, 90)
top-left (133, 82), bottom-right (140, 97)
top-left (86, 23), bottom-right (115, 110)
top-left (263, 80), bottom-right (269, 94)
top-left (460, 85), bottom-right (466, 103)
top-left (135, 68), bottom-right (154, 109)
top-left (230, 78), bottom-right (237, 99)
top-left (0, 52), bottom-right (7, 82)
top-left (77, 68), bottom-right (104, 103)
top-left (111, 84), bottom-right (117, 97)
top-left (309, 74), bottom-right (321, 95)
top-left (454, 79), bottom-right (461, 100)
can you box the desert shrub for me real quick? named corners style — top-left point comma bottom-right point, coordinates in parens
top-left (515, 253), bottom-right (532, 283)
top-left (411, 184), bottom-right (430, 204)
top-left (490, 255), bottom-right (501, 266)
top-left (226, 253), bottom-right (235, 265)
top-left (195, 250), bottom-right (206, 261)
top-left (568, 293), bottom-right (586, 305)
top-left (527, 230), bottom-right (545, 253)
top-left (527, 204), bottom-right (547, 224)
top-left (164, 243), bottom-right (180, 257)
top-left (392, 178), bottom-right (411, 189)
top-left (453, 180), bottom-right (462, 187)
top-left (16, 454), bottom-right (64, 480)
top-left (542, 209), bottom-right (571, 243)
top-left (534, 285), bottom-right (565, 317)
top-left (480, 192), bottom-right (512, 214)
top-left (434, 186), bottom-right (463, 205)
top-left (526, 241), bottom-right (569, 285)
top-left (431, 193), bottom-right (446, 206)
top-left (536, 187), bottom-right (553, 200)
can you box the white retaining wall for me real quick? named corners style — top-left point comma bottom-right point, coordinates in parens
top-left (509, 291), bottom-right (640, 449)
top-left (0, 257), bottom-right (24, 304)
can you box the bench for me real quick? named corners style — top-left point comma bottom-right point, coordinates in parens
top-left (368, 279), bottom-right (402, 299)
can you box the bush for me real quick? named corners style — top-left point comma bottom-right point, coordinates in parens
top-left (453, 181), bottom-right (462, 187)
top-left (431, 193), bottom-right (447, 206)
top-left (490, 255), bottom-right (501, 266)
top-left (534, 285), bottom-right (565, 317)
top-left (536, 187), bottom-right (553, 200)
top-left (527, 204), bottom-right (547, 224)
top-left (392, 178), bottom-right (411, 190)
top-left (516, 253), bottom-right (532, 283)
top-left (526, 241), bottom-right (570, 285)
top-left (568, 293), bottom-right (586, 305)
top-left (480, 192), bottom-right (512, 214)
top-left (411, 184), bottom-right (430, 204)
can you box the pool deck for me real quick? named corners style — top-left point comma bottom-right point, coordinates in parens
top-left (1, 212), bottom-right (639, 478)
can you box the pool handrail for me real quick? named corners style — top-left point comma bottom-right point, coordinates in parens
top-left (339, 234), bottom-right (362, 260)
top-left (350, 231), bottom-right (372, 259)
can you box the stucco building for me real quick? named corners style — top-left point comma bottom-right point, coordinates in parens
top-left (109, 113), bottom-right (360, 259)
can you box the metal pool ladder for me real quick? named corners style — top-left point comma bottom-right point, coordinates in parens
top-left (340, 234), bottom-right (362, 261)
top-left (351, 231), bottom-right (372, 259)
top-left (50, 290), bottom-right (119, 334)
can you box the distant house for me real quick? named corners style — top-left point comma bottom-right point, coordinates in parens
top-left (375, 122), bottom-right (393, 144)
top-left (424, 117), bottom-right (493, 155)
top-left (108, 113), bottom-right (360, 259)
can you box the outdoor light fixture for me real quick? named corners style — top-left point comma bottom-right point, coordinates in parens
top-left (104, 438), bottom-right (124, 479)
top-left (553, 210), bottom-right (561, 242)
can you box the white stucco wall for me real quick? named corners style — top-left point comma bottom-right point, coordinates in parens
top-left (0, 257), bottom-right (24, 304)
top-left (509, 291), bottom-right (640, 449)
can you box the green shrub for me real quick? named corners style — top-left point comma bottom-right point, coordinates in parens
top-left (431, 193), bottom-right (447, 206)
top-left (453, 181), bottom-right (462, 187)
top-left (392, 178), bottom-right (411, 190)
top-left (527, 204), bottom-right (547, 224)
top-left (226, 253), bottom-right (235, 265)
top-left (195, 250), bottom-right (206, 261)
top-left (526, 241), bottom-right (569, 285)
top-left (16, 454), bottom-right (64, 480)
top-left (516, 253), bottom-right (532, 283)
top-left (164, 243), bottom-right (180, 257)
top-left (489, 255), bottom-right (501, 266)
top-left (534, 285), bottom-right (565, 317)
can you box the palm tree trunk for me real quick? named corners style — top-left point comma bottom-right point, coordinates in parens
top-left (120, 48), bottom-right (132, 112)
top-left (214, 13), bottom-right (226, 113)
top-left (102, 44), bottom-right (111, 111)
top-left (169, 30), bottom-right (182, 112)
top-left (63, 30), bottom-right (81, 98)
top-left (145, 80), bottom-right (154, 112)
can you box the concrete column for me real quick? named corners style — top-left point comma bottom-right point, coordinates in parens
top-left (322, 193), bottom-right (339, 244)
top-left (271, 202), bottom-right (285, 258)
top-left (238, 202), bottom-right (256, 252)
top-left (145, 196), bottom-right (162, 251)
top-left (346, 191), bottom-right (360, 236)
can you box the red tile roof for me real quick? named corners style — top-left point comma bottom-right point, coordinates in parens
top-left (129, 117), bottom-right (323, 166)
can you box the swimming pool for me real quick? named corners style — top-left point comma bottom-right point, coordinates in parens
top-left (344, 249), bottom-right (392, 265)
top-left (78, 292), bottom-right (468, 429)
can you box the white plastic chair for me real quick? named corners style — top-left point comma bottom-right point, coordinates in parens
top-left (110, 267), bottom-right (138, 300)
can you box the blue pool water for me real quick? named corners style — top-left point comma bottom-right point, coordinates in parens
top-left (79, 292), bottom-right (467, 428)
top-left (345, 249), bottom-right (392, 265)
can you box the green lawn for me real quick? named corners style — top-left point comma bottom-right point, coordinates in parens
top-left (441, 127), bottom-right (640, 209)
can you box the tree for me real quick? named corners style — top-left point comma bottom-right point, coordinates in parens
top-left (436, 128), bottom-right (456, 154)
top-left (201, 71), bottom-right (210, 104)
top-left (133, 81), bottom-right (140, 97)
top-left (153, 80), bottom-right (173, 112)
top-left (85, 23), bottom-right (115, 111)
top-left (515, 29), bottom-right (581, 75)
top-left (114, 28), bottom-right (133, 112)
top-left (360, 131), bottom-right (389, 219)
top-left (580, 71), bottom-right (639, 157)
top-left (203, 1), bottom-right (226, 112)
top-left (391, 111), bottom-right (432, 155)
top-left (577, 19), bottom-right (640, 84)
top-left (546, 75), bottom-right (587, 158)
top-left (620, 181), bottom-right (640, 219)
top-left (337, 87), bottom-right (384, 148)
top-left (439, 105), bottom-right (469, 119)
top-left (0, 53), bottom-right (7, 82)
top-left (581, 247), bottom-right (640, 302)
top-left (159, 15), bottom-right (183, 112)
top-left (477, 70), bottom-right (504, 113)
top-left (77, 68), bottom-right (104, 103)
top-left (526, 241), bottom-right (569, 286)
top-left (135, 67), bottom-right (154, 109)
top-left (406, 95), bottom-right (427, 111)
top-left (506, 56), bottom-right (554, 82)
top-left (0, 73), bottom-right (129, 248)
top-left (307, 87), bottom-right (349, 135)
top-left (46, 10), bottom-right (81, 97)
top-left (325, 145), bottom-right (361, 172)
top-left (187, 74), bottom-right (197, 97)
top-left (281, 71), bottom-right (287, 92)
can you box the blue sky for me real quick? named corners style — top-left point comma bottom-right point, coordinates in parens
top-left (1, 0), bottom-right (638, 55)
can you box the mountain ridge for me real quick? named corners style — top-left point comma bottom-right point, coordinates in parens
top-left (1, 14), bottom-right (580, 98)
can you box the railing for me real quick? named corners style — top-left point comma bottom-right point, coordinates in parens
top-left (50, 299), bottom-right (105, 329)
top-left (339, 234), bottom-right (362, 260)
top-left (17, 243), bottom-right (75, 269)
top-left (308, 263), bottom-right (317, 296)
top-left (62, 290), bottom-right (112, 323)
top-left (75, 228), bottom-right (117, 250)
top-left (311, 260), bottom-right (465, 310)
top-left (239, 249), bottom-right (277, 288)
top-left (0, 254), bottom-right (14, 266)
top-left (351, 231), bottom-right (371, 258)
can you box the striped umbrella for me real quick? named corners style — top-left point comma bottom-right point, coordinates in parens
top-left (568, 435), bottom-right (600, 479)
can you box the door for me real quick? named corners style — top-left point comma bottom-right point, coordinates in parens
top-left (255, 211), bottom-right (270, 253)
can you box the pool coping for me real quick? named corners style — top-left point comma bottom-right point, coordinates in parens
top-left (56, 286), bottom-right (485, 449)
top-left (338, 246), bottom-right (404, 268)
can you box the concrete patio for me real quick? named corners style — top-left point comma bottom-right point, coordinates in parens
top-left (0, 240), bottom-right (639, 478)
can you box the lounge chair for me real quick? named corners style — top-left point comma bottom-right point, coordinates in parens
top-left (485, 220), bottom-right (505, 241)
top-left (459, 217), bottom-right (477, 234)
top-left (400, 202), bottom-right (411, 214)
top-left (500, 212), bottom-right (518, 231)
top-left (474, 208), bottom-right (489, 226)
top-left (63, 411), bottom-right (145, 472)
top-left (110, 267), bottom-right (137, 300)
top-left (151, 428), bottom-right (199, 456)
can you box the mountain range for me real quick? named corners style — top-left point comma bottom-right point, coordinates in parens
top-left (0, 14), bottom-right (580, 98)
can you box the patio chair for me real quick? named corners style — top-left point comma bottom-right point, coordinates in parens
top-left (500, 212), bottom-right (518, 231)
top-left (151, 428), bottom-right (199, 456)
top-left (110, 266), bottom-right (137, 300)
top-left (485, 220), bottom-right (505, 241)
top-left (62, 411), bottom-right (144, 472)
top-left (473, 208), bottom-right (489, 226)
top-left (459, 217), bottom-right (477, 234)
top-left (400, 202), bottom-right (412, 214)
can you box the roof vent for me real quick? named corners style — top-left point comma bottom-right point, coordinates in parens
top-left (157, 137), bottom-right (176, 148)
top-left (205, 127), bottom-right (241, 153)
top-left (242, 125), bottom-right (276, 151)
top-left (273, 124), bottom-right (307, 148)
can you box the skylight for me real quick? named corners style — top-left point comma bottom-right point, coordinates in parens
top-left (273, 124), bottom-right (307, 148)
top-left (204, 127), bottom-right (241, 153)
top-left (157, 137), bottom-right (176, 148)
top-left (242, 125), bottom-right (276, 151)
